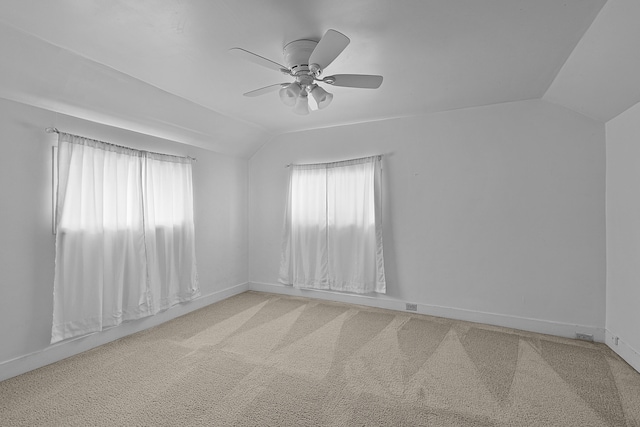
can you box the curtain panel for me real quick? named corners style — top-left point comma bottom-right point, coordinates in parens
top-left (51, 133), bottom-right (199, 343)
top-left (279, 156), bottom-right (386, 294)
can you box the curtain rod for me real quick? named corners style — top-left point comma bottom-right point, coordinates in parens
top-left (285, 154), bottom-right (383, 168)
top-left (45, 127), bottom-right (197, 162)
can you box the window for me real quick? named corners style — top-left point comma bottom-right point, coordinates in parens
top-left (279, 156), bottom-right (386, 294)
top-left (51, 132), bottom-right (199, 343)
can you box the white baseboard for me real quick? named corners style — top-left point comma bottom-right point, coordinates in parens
top-left (4, 282), bottom-right (622, 383)
top-left (0, 282), bottom-right (249, 382)
top-left (605, 329), bottom-right (640, 373)
top-left (249, 282), bottom-right (606, 343)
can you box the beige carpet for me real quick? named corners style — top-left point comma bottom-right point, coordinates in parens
top-left (1, 291), bottom-right (639, 426)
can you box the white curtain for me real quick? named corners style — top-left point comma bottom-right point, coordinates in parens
top-left (279, 156), bottom-right (386, 294)
top-left (52, 133), bottom-right (199, 343)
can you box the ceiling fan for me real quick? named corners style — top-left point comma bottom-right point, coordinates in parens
top-left (229, 29), bottom-right (383, 115)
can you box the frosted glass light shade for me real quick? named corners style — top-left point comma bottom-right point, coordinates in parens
top-left (293, 92), bottom-right (310, 115)
top-left (279, 83), bottom-right (302, 107)
top-left (310, 85), bottom-right (333, 109)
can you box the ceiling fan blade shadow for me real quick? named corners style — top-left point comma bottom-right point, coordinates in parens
top-left (326, 74), bottom-right (383, 89)
top-left (243, 83), bottom-right (290, 97)
top-left (309, 29), bottom-right (350, 70)
top-left (229, 48), bottom-right (287, 73)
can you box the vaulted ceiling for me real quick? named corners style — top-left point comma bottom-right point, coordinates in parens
top-left (1, 0), bottom-right (638, 157)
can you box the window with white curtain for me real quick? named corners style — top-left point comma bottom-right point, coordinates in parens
top-left (279, 155), bottom-right (386, 294)
top-left (51, 133), bottom-right (199, 343)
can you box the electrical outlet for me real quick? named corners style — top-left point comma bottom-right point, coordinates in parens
top-left (576, 333), bottom-right (594, 342)
top-left (405, 303), bottom-right (417, 312)
top-left (614, 336), bottom-right (619, 346)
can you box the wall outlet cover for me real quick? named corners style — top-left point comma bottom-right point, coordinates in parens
top-left (576, 333), bottom-right (594, 342)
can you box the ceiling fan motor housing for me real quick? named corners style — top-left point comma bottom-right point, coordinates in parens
top-left (283, 39), bottom-right (319, 77)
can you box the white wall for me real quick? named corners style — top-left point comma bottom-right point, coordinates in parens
top-left (249, 99), bottom-right (606, 338)
top-left (605, 101), bottom-right (640, 372)
top-left (0, 98), bottom-right (249, 380)
top-left (0, 95), bottom-right (615, 380)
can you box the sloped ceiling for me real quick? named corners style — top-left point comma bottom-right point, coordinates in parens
top-left (0, 0), bottom-right (620, 157)
top-left (544, 0), bottom-right (640, 122)
top-left (0, 23), bottom-right (268, 158)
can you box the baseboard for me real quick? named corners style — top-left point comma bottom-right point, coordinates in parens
top-left (0, 282), bottom-right (249, 382)
top-left (605, 329), bottom-right (640, 373)
top-left (249, 281), bottom-right (606, 343)
top-left (4, 281), bottom-right (617, 383)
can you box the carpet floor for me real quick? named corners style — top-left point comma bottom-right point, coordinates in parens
top-left (1, 291), bottom-right (639, 426)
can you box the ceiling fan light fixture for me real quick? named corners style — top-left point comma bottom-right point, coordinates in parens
top-left (279, 83), bottom-right (302, 107)
top-left (293, 91), bottom-right (310, 115)
top-left (310, 84), bottom-right (333, 109)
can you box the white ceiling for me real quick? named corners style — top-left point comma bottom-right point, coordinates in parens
top-left (2, 0), bottom-right (636, 157)
top-left (543, 0), bottom-right (640, 122)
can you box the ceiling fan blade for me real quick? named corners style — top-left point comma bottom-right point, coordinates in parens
top-left (243, 83), bottom-right (290, 97)
top-left (229, 48), bottom-right (287, 73)
top-left (325, 74), bottom-right (383, 89)
top-left (309, 29), bottom-right (350, 70)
